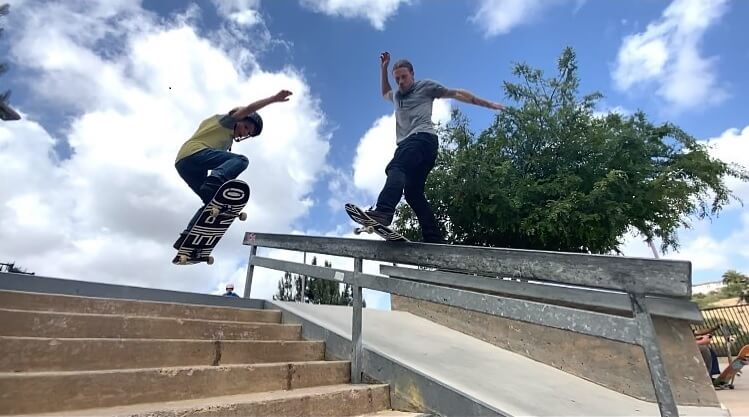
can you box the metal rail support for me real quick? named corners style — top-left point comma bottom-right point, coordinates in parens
top-left (632, 294), bottom-right (678, 417)
top-left (243, 245), bottom-right (257, 298)
top-left (351, 257), bottom-right (363, 384)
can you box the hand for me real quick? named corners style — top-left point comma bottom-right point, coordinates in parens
top-left (272, 90), bottom-right (293, 102)
top-left (380, 52), bottom-right (390, 69)
top-left (491, 102), bottom-right (506, 111)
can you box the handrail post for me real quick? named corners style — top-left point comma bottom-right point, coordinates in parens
top-left (631, 294), bottom-right (679, 417)
top-left (243, 245), bottom-right (257, 298)
top-left (351, 257), bottom-right (363, 384)
top-left (301, 251), bottom-right (307, 303)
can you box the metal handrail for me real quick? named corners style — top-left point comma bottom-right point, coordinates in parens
top-left (243, 232), bottom-right (694, 417)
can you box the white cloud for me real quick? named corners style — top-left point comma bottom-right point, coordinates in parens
top-left (701, 125), bottom-right (749, 207)
top-left (612, 0), bottom-right (729, 111)
top-left (1, 1), bottom-right (330, 294)
top-left (592, 104), bottom-right (632, 119)
top-left (298, 0), bottom-right (410, 30)
top-left (211, 0), bottom-right (263, 27)
top-left (351, 99), bottom-right (452, 200)
top-left (470, 0), bottom-right (582, 37)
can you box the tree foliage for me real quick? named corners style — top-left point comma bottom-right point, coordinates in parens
top-left (273, 257), bottom-right (360, 306)
top-left (394, 47), bottom-right (749, 254)
top-left (0, 3), bottom-right (10, 105)
top-left (721, 270), bottom-right (749, 302)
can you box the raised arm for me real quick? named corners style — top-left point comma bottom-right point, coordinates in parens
top-left (442, 88), bottom-right (505, 111)
top-left (231, 90), bottom-right (293, 120)
top-left (380, 52), bottom-right (393, 101)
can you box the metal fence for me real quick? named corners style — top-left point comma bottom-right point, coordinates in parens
top-left (695, 304), bottom-right (749, 357)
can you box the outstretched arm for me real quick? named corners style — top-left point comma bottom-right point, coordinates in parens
top-left (380, 52), bottom-right (393, 101)
top-left (442, 88), bottom-right (505, 111)
top-left (231, 90), bottom-right (293, 120)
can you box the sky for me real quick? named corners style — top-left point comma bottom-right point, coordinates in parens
top-left (1, 0), bottom-right (747, 310)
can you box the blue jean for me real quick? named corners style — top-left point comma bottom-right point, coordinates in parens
top-left (175, 148), bottom-right (249, 231)
top-left (374, 132), bottom-right (442, 242)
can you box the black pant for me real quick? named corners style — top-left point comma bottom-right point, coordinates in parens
top-left (175, 149), bottom-right (249, 233)
top-left (375, 132), bottom-right (442, 242)
top-left (175, 148), bottom-right (249, 204)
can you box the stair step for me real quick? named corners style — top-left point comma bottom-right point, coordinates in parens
top-left (0, 290), bottom-right (281, 323)
top-left (7, 384), bottom-right (391, 417)
top-left (0, 309), bottom-right (300, 340)
top-left (0, 361), bottom-right (351, 415)
top-left (0, 337), bottom-right (325, 372)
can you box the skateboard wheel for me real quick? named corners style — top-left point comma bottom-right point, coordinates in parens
top-left (178, 255), bottom-right (187, 265)
top-left (210, 207), bottom-right (220, 217)
top-left (238, 212), bottom-right (247, 221)
top-left (354, 228), bottom-right (361, 235)
top-left (207, 256), bottom-right (214, 265)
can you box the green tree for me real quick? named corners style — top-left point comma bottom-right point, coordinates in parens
top-left (394, 47), bottom-right (749, 254)
top-left (273, 271), bottom-right (296, 302)
top-left (721, 270), bottom-right (748, 302)
top-left (0, 262), bottom-right (34, 275)
top-left (273, 256), bottom-right (361, 306)
top-left (0, 3), bottom-right (19, 121)
top-left (0, 3), bottom-right (8, 95)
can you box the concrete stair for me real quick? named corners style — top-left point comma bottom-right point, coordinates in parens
top-left (0, 290), bottom-right (421, 416)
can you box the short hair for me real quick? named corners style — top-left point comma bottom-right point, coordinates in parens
top-left (393, 59), bottom-right (413, 74)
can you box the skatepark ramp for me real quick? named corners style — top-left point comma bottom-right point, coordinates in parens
top-left (0, 272), bottom-right (426, 417)
top-left (242, 232), bottom-right (724, 417)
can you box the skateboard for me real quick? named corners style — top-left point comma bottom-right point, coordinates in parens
top-left (344, 203), bottom-right (409, 242)
top-left (713, 344), bottom-right (748, 390)
top-left (172, 179), bottom-right (250, 265)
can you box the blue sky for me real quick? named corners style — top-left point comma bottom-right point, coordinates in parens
top-left (1, 0), bottom-right (748, 308)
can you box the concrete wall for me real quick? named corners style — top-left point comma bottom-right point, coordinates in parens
top-left (391, 294), bottom-right (720, 408)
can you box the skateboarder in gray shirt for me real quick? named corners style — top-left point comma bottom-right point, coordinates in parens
top-left (365, 52), bottom-right (506, 243)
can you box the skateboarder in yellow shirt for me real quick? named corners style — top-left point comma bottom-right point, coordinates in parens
top-left (173, 89), bottom-right (292, 249)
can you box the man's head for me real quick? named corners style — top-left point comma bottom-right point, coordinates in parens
top-left (392, 59), bottom-right (415, 93)
top-left (230, 110), bottom-right (263, 139)
top-left (226, 283), bottom-right (234, 292)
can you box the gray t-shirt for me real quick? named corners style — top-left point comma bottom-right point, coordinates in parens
top-left (392, 79), bottom-right (448, 143)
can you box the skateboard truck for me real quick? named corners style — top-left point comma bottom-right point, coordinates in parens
top-left (209, 204), bottom-right (248, 221)
top-left (353, 225), bottom-right (375, 235)
top-left (345, 203), bottom-right (408, 242)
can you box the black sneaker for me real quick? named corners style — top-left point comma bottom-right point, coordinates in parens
top-left (423, 235), bottom-right (447, 244)
top-left (199, 176), bottom-right (223, 202)
top-left (364, 209), bottom-right (393, 226)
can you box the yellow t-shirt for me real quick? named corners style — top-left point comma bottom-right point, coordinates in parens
top-left (175, 115), bottom-right (235, 163)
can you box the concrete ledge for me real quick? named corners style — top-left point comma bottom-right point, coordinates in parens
top-left (0, 272), bottom-right (265, 309)
top-left (0, 309), bottom-right (301, 341)
top-left (0, 290), bottom-right (280, 323)
top-left (11, 384), bottom-right (391, 417)
top-left (391, 295), bottom-right (719, 408)
top-left (0, 337), bottom-right (325, 372)
top-left (0, 361), bottom-right (351, 415)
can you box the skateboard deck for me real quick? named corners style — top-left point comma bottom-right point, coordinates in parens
top-left (173, 179), bottom-right (250, 265)
top-left (344, 203), bottom-right (408, 242)
top-left (713, 344), bottom-right (748, 389)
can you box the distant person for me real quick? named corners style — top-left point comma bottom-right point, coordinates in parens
top-left (223, 283), bottom-right (240, 297)
top-left (694, 327), bottom-right (720, 378)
